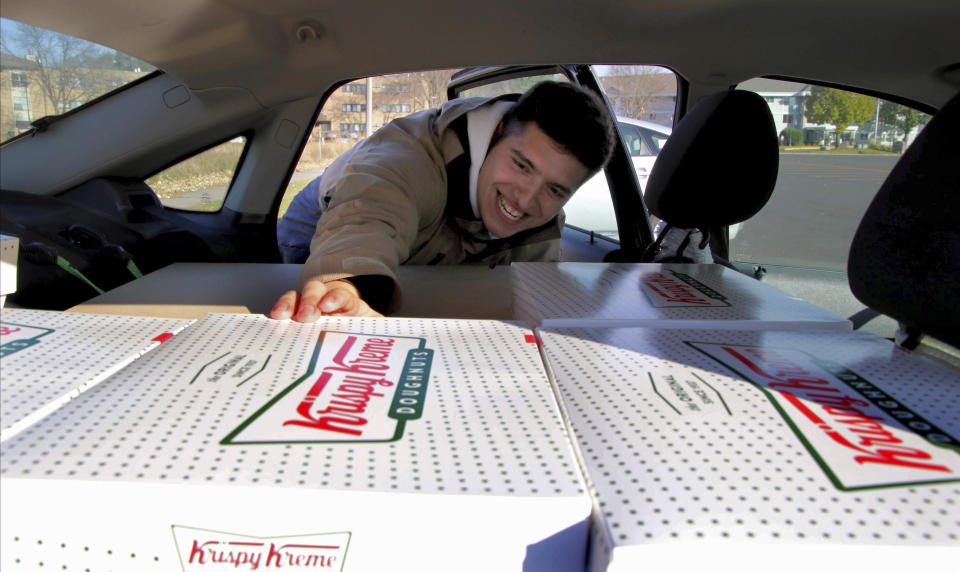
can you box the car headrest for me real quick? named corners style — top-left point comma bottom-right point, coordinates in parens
top-left (847, 90), bottom-right (960, 348)
top-left (644, 89), bottom-right (779, 229)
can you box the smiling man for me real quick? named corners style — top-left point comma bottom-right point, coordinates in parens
top-left (272, 81), bottom-right (616, 320)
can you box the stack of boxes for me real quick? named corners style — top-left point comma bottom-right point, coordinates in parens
top-left (1, 313), bottom-right (591, 571)
top-left (512, 262), bottom-right (958, 571)
top-left (1, 262), bottom-right (957, 571)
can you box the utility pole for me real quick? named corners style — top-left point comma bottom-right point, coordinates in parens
top-left (873, 98), bottom-right (880, 146)
top-left (366, 77), bottom-right (373, 139)
top-left (317, 125), bottom-right (322, 162)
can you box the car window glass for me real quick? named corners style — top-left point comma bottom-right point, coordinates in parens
top-left (0, 18), bottom-right (156, 144)
top-left (619, 123), bottom-right (646, 156)
top-left (563, 65), bottom-right (676, 242)
top-left (281, 70), bottom-right (459, 219)
top-left (643, 127), bottom-right (668, 154)
top-left (734, 78), bottom-right (931, 337)
top-left (147, 137), bottom-right (247, 212)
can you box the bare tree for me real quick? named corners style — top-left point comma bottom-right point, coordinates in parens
top-left (410, 69), bottom-right (457, 111)
top-left (4, 22), bottom-right (116, 117)
top-left (600, 65), bottom-right (675, 121)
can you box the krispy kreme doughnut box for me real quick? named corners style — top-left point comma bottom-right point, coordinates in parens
top-left (1, 308), bottom-right (192, 442)
top-left (1, 314), bottom-right (591, 572)
top-left (536, 325), bottom-right (959, 572)
top-left (511, 262), bottom-right (852, 330)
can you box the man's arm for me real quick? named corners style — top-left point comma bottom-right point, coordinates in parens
top-left (271, 110), bottom-right (449, 321)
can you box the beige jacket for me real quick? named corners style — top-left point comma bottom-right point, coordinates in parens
top-left (299, 96), bottom-right (562, 311)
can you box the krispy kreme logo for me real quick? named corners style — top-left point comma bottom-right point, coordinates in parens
top-left (688, 342), bottom-right (960, 490)
top-left (222, 332), bottom-right (432, 444)
top-left (0, 321), bottom-right (54, 357)
top-left (640, 270), bottom-right (730, 308)
top-left (172, 527), bottom-right (349, 571)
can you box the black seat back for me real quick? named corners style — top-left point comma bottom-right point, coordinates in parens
top-left (644, 89), bottom-right (779, 230)
top-left (847, 90), bottom-right (960, 348)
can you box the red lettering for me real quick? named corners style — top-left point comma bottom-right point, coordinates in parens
top-left (808, 394), bottom-right (871, 408)
top-left (643, 280), bottom-right (710, 305)
top-left (722, 347), bottom-right (841, 394)
top-left (821, 405), bottom-right (886, 421)
top-left (768, 377), bottom-right (840, 393)
top-left (825, 430), bottom-right (951, 472)
top-left (266, 543), bottom-right (282, 568)
top-left (189, 540), bottom-right (210, 564)
top-left (838, 418), bottom-right (887, 432)
top-left (778, 391), bottom-right (827, 424)
top-left (285, 412), bottom-right (366, 436)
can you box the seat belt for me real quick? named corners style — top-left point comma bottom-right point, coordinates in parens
top-left (65, 224), bottom-right (143, 279)
top-left (22, 242), bottom-right (105, 295)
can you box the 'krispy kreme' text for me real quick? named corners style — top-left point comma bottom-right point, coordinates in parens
top-left (284, 336), bottom-right (397, 436)
top-left (728, 346), bottom-right (950, 472)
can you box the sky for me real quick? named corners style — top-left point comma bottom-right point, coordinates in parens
top-left (0, 18), bottom-right (19, 53)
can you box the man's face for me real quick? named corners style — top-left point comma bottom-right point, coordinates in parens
top-left (476, 122), bottom-right (590, 238)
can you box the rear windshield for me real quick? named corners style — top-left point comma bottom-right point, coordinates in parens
top-left (1, 17), bottom-right (156, 143)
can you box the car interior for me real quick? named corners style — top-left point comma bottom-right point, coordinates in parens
top-left (0, 5), bottom-right (955, 338)
top-left (1, 1), bottom-right (958, 569)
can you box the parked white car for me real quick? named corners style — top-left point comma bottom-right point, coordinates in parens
top-left (564, 117), bottom-right (672, 239)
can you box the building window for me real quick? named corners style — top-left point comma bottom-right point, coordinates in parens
top-left (11, 72), bottom-right (29, 87)
top-left (381, 84), bottom-right (411, 93)
top-left (783, 114), bottom-right (793, 125)
top-left (380, 104), bottom-right (411, 113)
top-left (342, 103), bottom-right (366, 112)
top-left (342, 84), bottom-right (366, 93)
top-left (11, 94), bottom-right (31, 122)
top-left (339, 123), bottom-right (366, 132)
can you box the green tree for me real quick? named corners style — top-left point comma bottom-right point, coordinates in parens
top-left (804, 86), bottom-right (875, 147)
top-left (878, 102), bottom-right (928, 149)
top-left (781, 127), bottom-right (803, 146)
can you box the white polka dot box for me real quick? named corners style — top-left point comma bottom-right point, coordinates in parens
top-left (1, 308), bottom-right (193, 442)
top-left (1, 313), bottom-right (590, 572)
top-left (511, 262), bottom-right (853, 330)
top-left (537, 326), bottom-right (960, 572)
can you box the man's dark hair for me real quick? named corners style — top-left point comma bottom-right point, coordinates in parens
top-left (498, 81), bottom-right (616, 173)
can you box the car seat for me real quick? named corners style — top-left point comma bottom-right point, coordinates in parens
top-left (847, 90), bottom-right (960, 349)
top-left (638, 89), bottom-right (779, 264)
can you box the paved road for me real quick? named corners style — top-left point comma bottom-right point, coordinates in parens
top-left (730, 153), bottom-right (899, 272)
top-left (160, 152), bottom-right (897, 277)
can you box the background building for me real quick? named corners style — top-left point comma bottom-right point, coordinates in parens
top-left (1, 51), bottom-right (146, 140)
top-left (313, 71), bottom-right (455, 141)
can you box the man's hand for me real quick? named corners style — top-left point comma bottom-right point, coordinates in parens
top-left (270, 279), bottom-right (383, 321)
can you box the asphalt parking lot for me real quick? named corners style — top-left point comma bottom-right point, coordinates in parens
top-left (731, 152), bottom-right (899, 271)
